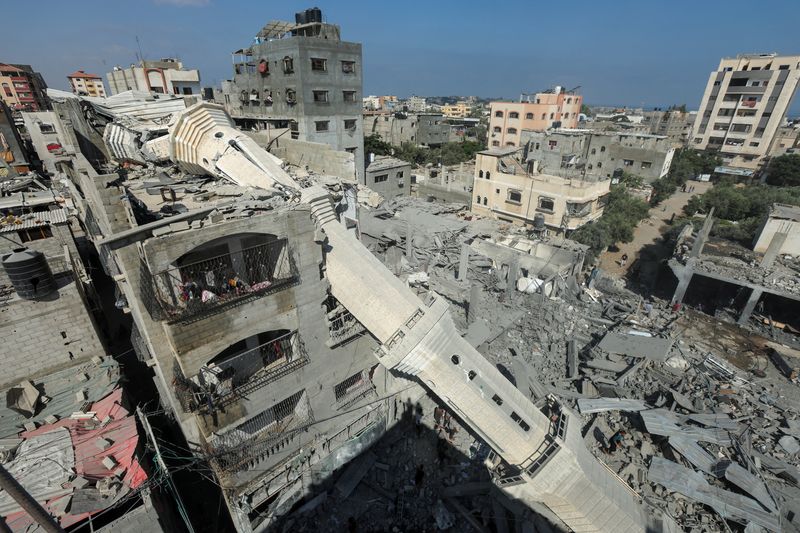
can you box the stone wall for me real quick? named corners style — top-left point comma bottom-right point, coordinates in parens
top-left (0, 278), bottom-right (105, 388)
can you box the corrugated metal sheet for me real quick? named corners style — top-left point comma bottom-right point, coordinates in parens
top-left (715, 460), bottom-right (776, 512)
top-left (0, 358), bottom-right (120, 439)
top-left (668, 438), bottom-right (718, 475)
top-left (0, 208), bottom-right (69, 234)
top-left (648, 457), bottom-right (780, 532)
top-left (640, 409), bottom-right (732, 445)
top-left (577, 398), bottom-right (648, 414)
top-left (687, 413), bottom-right (739, 431)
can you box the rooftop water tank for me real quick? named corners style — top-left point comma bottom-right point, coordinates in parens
top-left (306, 7), bottom-right (322, 23)
top-left (533, 213), bottom-right (546, 230)
top-left (2, 248), bottom-right (56, 300)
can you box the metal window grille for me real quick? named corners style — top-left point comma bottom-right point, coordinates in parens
top-left (334, 369), bottom-right (376, 410)
top-left (145, 239), bottom-right (298, 323)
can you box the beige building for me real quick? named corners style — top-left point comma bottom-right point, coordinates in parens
top-left (67, 70), bottom-right (106, 97)
top-left (471, 147), bottom-right (610, 232)
top-left (768, 124), bottom-right (799, 156)
top-left (489, 87), bottom-right (582, 148)
top-left (753, 203), bottom-right (800, 254)
top-left (441, 101), bottom-right (472, 118)
top-left (106, 58), bottom-right (201, 96)
top-left (691, 53), bottom-right (800, 170)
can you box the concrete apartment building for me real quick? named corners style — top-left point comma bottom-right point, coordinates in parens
top-left (641, 109), bottom-right (695, 146)
top-left (67, 70), bottom-right (106, 97)
top-left (471, 147), bottom-right (610, 233)
top-left (522, 129), bottom-right (676, 183)
top-left (441, 101), bottom-right (472, 118)
top-left (0, 63), bottom-right (49, 112)
top-left (107, 58), bottom-right (201, 96)
top-left (365, 155), bottom-right (411, 197)
top-left (363, 94), bottom-right (398, 111)
top-left (489, 87), bottom-right (583, 148)
top-left (405, 95), bottom-right (427, 112)
top-left (364, 111), bottom-right (450, 147)
top-left (691, 53), bottom-right (800, 171)
top-left (221, 8), bottom-right (365, 182)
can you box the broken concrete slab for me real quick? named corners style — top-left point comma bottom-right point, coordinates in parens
top-left (577, 398), bottom-right (648, 414)
top-left (597, 332), bottom-right (673, 362)
top-left (334, 450), bottom-right (376, 500)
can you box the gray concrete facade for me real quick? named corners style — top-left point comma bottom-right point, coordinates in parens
top-left (521, 129), bottom-right (676, 183)
top-left (365, 112), bottom-right (450, 147)
top-left (365, 156), bottom-right (411, 198)
top-left (222, 19), bottom-right (365, 181)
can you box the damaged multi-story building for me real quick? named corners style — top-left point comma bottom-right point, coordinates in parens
top-left (221, 8), bottom-right (365, 182)
top-left (41, 73), bottom-right (679, 533)
top-left (521, 128), bottom-right (676, 183)
top-left (364, 111), bottom-right (450, 147)
top-left (471, 146), bottom-right (611, 233)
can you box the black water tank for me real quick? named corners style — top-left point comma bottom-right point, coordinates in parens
top-left (306, 7), bottom-right (322, 23)
top-left (2, 248), bottom-right (56, 300)
top-left (295, 11), bottom-right (307, 24)
top-left (533, 213), bottom-right (546, 230)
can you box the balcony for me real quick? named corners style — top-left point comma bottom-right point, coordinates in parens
top-left (174, 330), bottom-right (309, 414)
top-left (206, 390), bottom-right (314, 474)
top-left (725, 86), bottom-right (766, 95)
top-left (145, 239), bottom-right (298, 323)
top-left (324, 294), bottom-right (366, 347)
top-left (334, 368), bottom-right (377, 410)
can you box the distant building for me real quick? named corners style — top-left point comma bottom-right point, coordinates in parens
top-left (220, 8), bottom-right (364, 181)
top-left (489, 87), bottom-right (582, 148)
top-left (441, 101), bottom-right (472, 118)
top-left (691, 53), bottom-right (800, 171)
top-left (106, 58), bottom-right (201, 96)
top-left (362, 95), bottom-right (397, 111)
top-left (471, 147), bottom-right (610, 233)
top-left (0, 63), bottom-right (48, 111)
top-left (67, 70), bottom-right (106, 97)
top-left (521, 129), bottom-right (675, 183)
top-left (641, 109), bottom-right (695, 147)
top-left (768, 124), bottom-right (799, 156)
top-left (405, 95), bottom-right (427, 112)
top-left (364, 112), bottom-right (449, 147)
top-left (365, 155), bottom-right (411, 197)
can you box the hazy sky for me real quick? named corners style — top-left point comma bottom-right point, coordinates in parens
top-left (4, 0), bottom-right (800, 111)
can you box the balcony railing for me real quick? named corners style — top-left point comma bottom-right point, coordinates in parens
top-left (146, 239), bottom-right (299, 323)
top-left (324, 294), bottom-right (366, 347)
top-left (334, 369), bottom-right (377, 411)
top-left (174, 331), bottom-right (309, 414)
top-left (207, 390), bottom-right (314, 473)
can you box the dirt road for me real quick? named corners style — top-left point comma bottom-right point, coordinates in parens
top-left (599, 181), bottom-right (713, 277)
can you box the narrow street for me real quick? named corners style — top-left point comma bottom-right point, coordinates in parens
top-left (599, 180), bottom-right (713, 278)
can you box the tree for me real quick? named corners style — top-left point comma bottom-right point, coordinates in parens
top-left (580, 104), bottom-right (592, 116)
top-left (364, 134), bottom-right (392, 160)
top-left (766, 154), bottom-right (800, 186)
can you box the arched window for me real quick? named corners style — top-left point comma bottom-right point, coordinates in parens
top-left (507, 127), bottom-right (517, 134)
top-left (591, 148), bottom-right (596, 155)
top-left (476, 195), bottom-right (482, 204)
top-left (495, 111), bottom-right (503, 117)
top-left (564, 112), bottom-right (569, 119)
top-left (493, 126), bottom-right (501, 133)
top-left (479, 170), bottom-right (484, 178)
top-left (600, 146), bottom-right (606, 152)
top-left (486, 171), bottom-right (491, 179)
top-left (483, 197), bottom-right (487, 205)
top-left (567, 97), bottom-right (572, 104)
top-left (509, 112), bottom-right (519, 119)
top-left (549, 113), bottom-right (554, 119)
top-left (597, 162), bottom-right (602, 168)
top-left (525, 112), bottom-right (533, 119)
top-left (541, 113), bottom-right (546, 120)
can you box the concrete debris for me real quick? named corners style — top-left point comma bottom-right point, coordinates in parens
top-left (577, 398), bottom-right (647, 414)
top-left (779, 435), bottom-right (800, 454)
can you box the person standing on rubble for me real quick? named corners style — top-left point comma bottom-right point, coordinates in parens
top-left (619, 254), bottom-right (628, 267)
top-left (605, 430), bottom-right (626, 453)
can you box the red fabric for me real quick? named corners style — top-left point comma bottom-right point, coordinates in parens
top-left (7, 389), bottom-right (147, 531)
